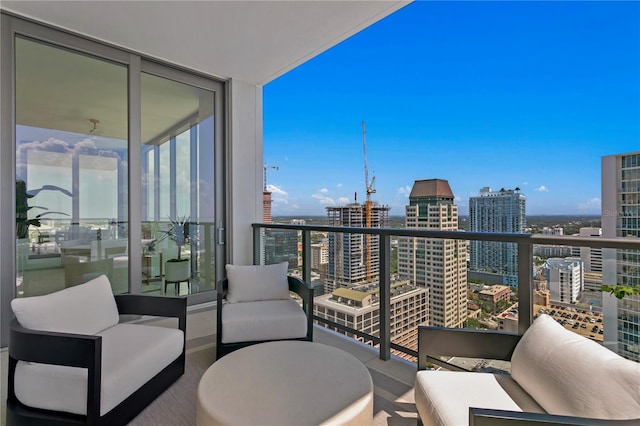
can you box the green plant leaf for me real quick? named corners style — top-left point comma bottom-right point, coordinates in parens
top-left (601, 284), bottom-right (640, 299)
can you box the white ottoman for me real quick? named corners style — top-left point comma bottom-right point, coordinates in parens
top-left (197, 340), bottom-right (374, 425)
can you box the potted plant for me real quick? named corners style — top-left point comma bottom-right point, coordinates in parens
top-left (16, 180), bottom-right (71, 240)
top-left (159, 215), bottom-right (191, 284)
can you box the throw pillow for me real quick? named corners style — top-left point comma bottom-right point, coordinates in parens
top-left (226, 262), bottom-right (289, 303)
top-left (511, 313), bottom-right (640, 420)
top-left (11, 274), bottom-right (119, 335)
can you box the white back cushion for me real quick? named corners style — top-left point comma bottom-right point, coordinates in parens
top-left (11, 274), bottom-right (119, 335)
top-left (512, 314), bottom-right (640, 420)
top-left (226, 262), bottom-right (289, 303)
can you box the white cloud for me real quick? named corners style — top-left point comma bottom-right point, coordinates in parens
top-left (312, 193), bottom-right (335, 205)
top-left (319, 187), bottom-right (329, 194)
top-left (534, 185), bottom-right (548, 192)
top-left (397, 185), bottom-right (411, 197)
top-left (267, 184), bottom-right (290, 206)
top-left (337, 183), bottom-right (343, 188)
top-left (523, 182), bottom-right (529, 186)
top-left (337, 197), bottom-right (350, 204)
top-left (578, 197), bottom-right (600, 213)
top-left (266, 184), bottom-right (287, 196)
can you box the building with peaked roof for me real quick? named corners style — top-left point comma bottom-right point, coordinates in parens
top-left (398, 179), bottom-right (467, 328)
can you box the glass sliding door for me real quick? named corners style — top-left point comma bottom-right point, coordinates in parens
top-left (141, 70), bottom-right (217, 296)
top-left (15, 36), bottom-right (129, 297)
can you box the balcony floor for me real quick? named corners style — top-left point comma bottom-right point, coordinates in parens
top-left (1, 304), bottom-right (418, 425)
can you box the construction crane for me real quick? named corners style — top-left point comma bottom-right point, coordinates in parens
top-left (263, 164), bottom-right (279, 191)
top-left (362, 121), bottom-right (376, 284)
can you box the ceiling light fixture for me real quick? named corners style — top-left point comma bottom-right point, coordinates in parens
top-left (89, 118), bottom-right (100, 134)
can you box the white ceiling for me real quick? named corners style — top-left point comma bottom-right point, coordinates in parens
top-left (2, 0), bottom-right (411, 86)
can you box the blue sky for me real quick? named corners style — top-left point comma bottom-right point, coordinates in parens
top-left (264, 1), bottom-right (640, 217)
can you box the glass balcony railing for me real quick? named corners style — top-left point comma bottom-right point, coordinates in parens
top-left (253, 222), bottom-right (640, 366)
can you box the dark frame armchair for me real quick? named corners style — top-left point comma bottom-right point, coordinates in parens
top-left (216, 275), bottom-right (314, 359)
top-left (417, 326), bottom-right (640, 426)
top-left (7, 294), bottom-right (187, 426)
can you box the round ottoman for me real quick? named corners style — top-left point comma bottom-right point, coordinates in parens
top-left (197, 340), bottom-right (373, 425)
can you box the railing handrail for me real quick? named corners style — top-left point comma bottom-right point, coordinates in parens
top-left (253, 222), bottom-right (639, 250)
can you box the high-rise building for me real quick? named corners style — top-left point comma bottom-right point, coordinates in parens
top-left (602, 151), bottom-right (640, 361)
top-left (263, 190), bottom-right (272, 224)
top-left (325, 203), bottom-right (390, 293)
top-left (541, 257), bottom-right (584, 304)
top-left (311, 243), bottom-right (329, 270)
top-left (262, 188), bottom-right (297, 269)
top-left (571, 227), bottom-right (603, 273)
top-left (397, 179), bottom-right (467, 328)
top-left (468, 187), bottom-right (526, 287)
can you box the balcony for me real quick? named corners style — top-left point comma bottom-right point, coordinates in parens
top-left (1, 224), bottom-right (638, 424)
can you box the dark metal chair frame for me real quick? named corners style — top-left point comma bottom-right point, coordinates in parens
top-left (216, 275), bottom-right (314, 360)
top-left (7, 294), bottom-right (187, 426)
top-left (417, 325), bottom-right (640, 426)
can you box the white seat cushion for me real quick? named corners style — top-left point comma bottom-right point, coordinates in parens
top-left (225, 262), bottom-right (290, 303)
top-left (512, 313), bottom-right (640, 420)
top-left (11, 274), bottom-right (119, 335)
top-left (415, 370), bottom-right (544, 426)
top-left (221, 299), bottom-right (307, 344)
top-left (15, 323), bottom-right (184, 416)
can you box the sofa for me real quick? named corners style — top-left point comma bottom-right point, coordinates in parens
top-left (7, 274), bottom-right (187, 425)
top-left (415, 314), bottom-right (640, 426)
top-left (216, 262), bottom-right (314, 359)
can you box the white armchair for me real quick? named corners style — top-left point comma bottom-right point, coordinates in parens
top-left (7, 274), bottom-right (186, 425)
top-left (216, 262), bottom-right (314, 359)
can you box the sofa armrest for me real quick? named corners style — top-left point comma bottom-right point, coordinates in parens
top-left (288, 276), bottom-right (314, 340)
top-left (470, 408), bottom-right (640, 426)
top-left (287, 276), bottom-right (313, 308)
top-left (418, 326), bottom-right (522, 370)
top-left (9, 318), bottom-right (101, 367)
top-left (8, 319), bottom-right (102, 421)
top-left (115, 294), bottom-right (187, 332)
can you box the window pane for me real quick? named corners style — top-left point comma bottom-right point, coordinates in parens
top-left (141, 72), bottom-right (216, 296)
top-left (15, 37), bottom-right (128, 297)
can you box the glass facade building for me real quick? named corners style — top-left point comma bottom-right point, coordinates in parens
top-left (469, 187), bottom-right (526, 287)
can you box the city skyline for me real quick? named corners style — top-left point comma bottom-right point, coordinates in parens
top-left (264, 1), bottom-right (640, 217)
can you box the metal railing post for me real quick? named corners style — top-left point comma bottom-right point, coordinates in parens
top-left (253, 226), bottom-right (262, 265)
top-left (379, 233), bottom-right (391, 360)
top-left (517, 240), bottom-right (533, 334)
top-left (302, 230), bottom-right (311, 284)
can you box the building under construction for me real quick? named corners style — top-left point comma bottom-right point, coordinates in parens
top-left (324, 202), bottom-right (390, 293)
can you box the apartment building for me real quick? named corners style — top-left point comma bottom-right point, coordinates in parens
top-left (398, 179), bottom-right (467, 328)
top-left (314, 280), bottom-right (429, 354)
top-left (469, 187), bottom-right (526, 287)
top-left (324, 203), bottom-right (390, 293)
top-left (602, 151), bottom-right (640, 361)
top-left (542, 257), bottom-right (584, 304)
top-left (478, 285), bottom-right (511, 304)
top-left (311, 243), bottom-right (329, 270)
top-left (571, 227), bottom-right (603, 273)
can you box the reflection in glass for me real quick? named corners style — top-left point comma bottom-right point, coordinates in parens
top-left (141, 72), bottom-right (215, 296)
top-left (15, 37), bottom-right (129, 297)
